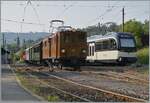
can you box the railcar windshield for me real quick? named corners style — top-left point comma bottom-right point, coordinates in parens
top-left (120, 38), bottom-right (135, 47)
top-left (119, 37), bottom-right (136, 52)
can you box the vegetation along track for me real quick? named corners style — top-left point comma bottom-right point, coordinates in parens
top-left (15, 66), bottom-right (146, 102)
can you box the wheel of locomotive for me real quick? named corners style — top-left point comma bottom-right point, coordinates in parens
top-left (49, 63), bottom-right (54, 72)
top-left (49, 64), bottom-right (54, 72)
top-left (58, 63), bottom-right (62, 70)
top-left (48, 62), bottom-right (54, 72)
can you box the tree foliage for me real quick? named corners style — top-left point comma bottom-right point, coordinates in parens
top-left (82, 22), bottom-right (119, 37)
top-left (123, 19), bottom-right (143, 38)
top-left (143, 20), bottom-right (149, 35)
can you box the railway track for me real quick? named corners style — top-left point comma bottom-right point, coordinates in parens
top-left (15, 65), bottom-right (147, 102)
top-left (106, 71), bottom-right (148, 83)
top-left (40, 72), bottom-right (147, 102)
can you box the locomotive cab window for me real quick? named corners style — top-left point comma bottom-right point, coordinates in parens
top-left (63, 33), bottom-right (70, 43)
top-left (44, 41), bottom-right (47, 47)
top-left (79, 33), bottom-right (86, 42)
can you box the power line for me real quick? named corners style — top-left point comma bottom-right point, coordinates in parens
top-left (122, 7), bottom-right (125, 32)
top-left (1, 18), bottom-right (45, 25)
top-left (85, 1), bottom-right (120, 26)
top-left (57, 1), bottom-right (78, 19)
top-left (20, 0), bottom-right (41, 32)
top-left (2, 2), bottom-right (149, 7)
top-left (102, 8), bottom-right (122, 24)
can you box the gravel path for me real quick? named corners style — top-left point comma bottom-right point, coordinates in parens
top-left (1, 65), bottom-right (40, 101)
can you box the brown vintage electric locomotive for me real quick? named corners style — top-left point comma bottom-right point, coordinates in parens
top-left (24, 20), bottom-right (87, 71)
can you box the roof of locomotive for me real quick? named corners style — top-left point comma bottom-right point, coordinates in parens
top-left (87, 32), bottom-right (133, 42)
top-left (43, 28), bottom-right (86, 40)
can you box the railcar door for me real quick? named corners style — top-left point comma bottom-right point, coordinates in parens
top-left (88, 42), bottom-right (95, 60)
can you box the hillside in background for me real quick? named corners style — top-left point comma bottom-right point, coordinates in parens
top-left (1, 32), bottom-right (50, 45)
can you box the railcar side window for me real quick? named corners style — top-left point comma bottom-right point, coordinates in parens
top-left (95, 39), bottom-right (117, 51)
top-left (110, 39), bottom-right (117, 49)
top-left (103, 40), bottom-right (109, 50)
top-left (95, 41), bottom-right (103, 51)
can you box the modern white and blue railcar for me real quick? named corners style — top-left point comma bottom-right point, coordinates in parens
top-left (87, 32), bottom-right (137, 65)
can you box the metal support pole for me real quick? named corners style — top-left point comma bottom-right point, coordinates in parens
top-left (122, 7), bottom-right (125, 32)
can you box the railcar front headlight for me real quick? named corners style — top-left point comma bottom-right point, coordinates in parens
top-left (119, 57), bottom-right (122, 61)
top-left (61, 49), bottom-right (66, 53)
top-left (82, 49), bottom-right (86, 53)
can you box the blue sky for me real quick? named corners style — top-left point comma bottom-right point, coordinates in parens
top-left (1, 1), bottom-right (149, 32)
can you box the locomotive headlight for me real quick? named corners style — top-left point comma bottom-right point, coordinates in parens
top-left (61, 49), bottom-right (65, 53)
top-left (82, 49), bottom-right (86, 53)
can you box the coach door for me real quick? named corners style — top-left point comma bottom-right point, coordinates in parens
top-left (48, 38), bottom-right (51, 57)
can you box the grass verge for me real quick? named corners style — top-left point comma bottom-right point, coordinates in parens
top-left (137, 47), bottom-right (149, 65)
top-left (15, 71), bottom-right (60, 102)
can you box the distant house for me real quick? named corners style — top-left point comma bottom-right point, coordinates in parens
top-left (1, 48), bottom-right (10, 64)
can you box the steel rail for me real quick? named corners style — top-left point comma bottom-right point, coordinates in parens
top-left (108, 71), bottom-right (149, 83)
top-left (84, 71), bottom-right (149, 85)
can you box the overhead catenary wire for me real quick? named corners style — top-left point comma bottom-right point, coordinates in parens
top-left (1, 2), bottom-right (149, 7)
top-left (85, 1), bottom-right (121, 26)
top-left (1, 1), bottom-right (148, 32)
top-left (20, 1), bottom-right (29, 32)
top-left (1, 18), bottom-right (45, 25)
top-left (20, 0), bottom-right (41, 32)
top-left (28, 1), bottom-right (41, 25)
top-left (57, 1), bottom-right (78, 19)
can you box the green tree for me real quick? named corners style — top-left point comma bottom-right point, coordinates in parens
top-left (123, 19), bottom-right (143, 38)
top-left (120, 19), bottom-right (145, 48)
top-left (82, 22), bottom-right (120, 37)
top-left (143, 20), bottom-right (149, 35)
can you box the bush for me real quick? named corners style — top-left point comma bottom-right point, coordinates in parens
top-left (47, 95), bottom-right (59, 102)
top-left (137, 47), bottom-right (149, 64)
top-left (135, 37), bottom-right (142, 49)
